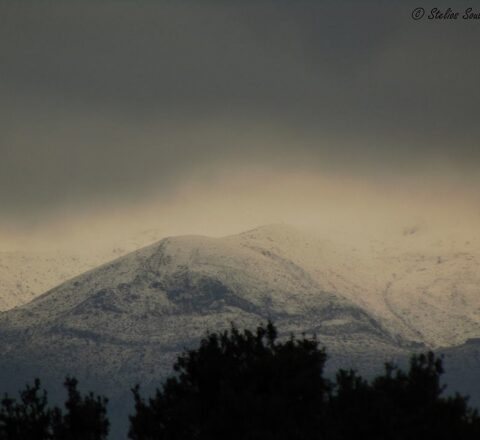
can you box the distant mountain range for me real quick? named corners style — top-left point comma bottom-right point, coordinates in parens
top-left (0, 224), bottom-right (479, 437)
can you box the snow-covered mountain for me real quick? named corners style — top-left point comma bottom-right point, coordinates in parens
top-left (0, 224), bottom-right (479, 437)
top-left (0, 225), bottom-right (413, 384)
top-left (2, 224), bottom-right (479, 345)
top-left (1, 224), bottom-right (480, 376)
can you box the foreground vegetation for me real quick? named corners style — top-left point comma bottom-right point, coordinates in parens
top-left (1, 323), bottom-right (479, 439)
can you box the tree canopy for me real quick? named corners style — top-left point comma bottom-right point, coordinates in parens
top-left (0, 378), bottom-right (108, 440)
top-left (128, 322), bottom-right (480, 440)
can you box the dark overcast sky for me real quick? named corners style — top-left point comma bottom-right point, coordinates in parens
top-left (0, 0), bottom-right (479, 226)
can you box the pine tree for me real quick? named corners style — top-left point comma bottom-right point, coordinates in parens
top-left (0, 378), bottom-right (108, 440)
top-left (52, 377), bottom-right (109, 440)
top-left (129, 322), bottom-right (329, 440)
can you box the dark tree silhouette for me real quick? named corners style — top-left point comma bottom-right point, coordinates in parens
top-left (51, 378), bottom-right (109, 440)
top-left (0, 379), bottom-right (51, 440)
top-left (0, 378), bottom-right (108, 440)
top-left (328, 353), bottom-right (480, 439)
top-left (129, 323), bottom-right (480, 440)
top-left (129, 322), bottom-right (329, 440)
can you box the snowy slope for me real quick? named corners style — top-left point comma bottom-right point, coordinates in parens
top-left (0, 251), bottom-right (109, 311)
top-left (231, 224), bottom-right (480, 347)
top-left (0, 229), bottom-right (166, 311)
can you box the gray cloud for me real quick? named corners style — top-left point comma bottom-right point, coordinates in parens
top-left (0, 0), bottom-right (479, 226)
